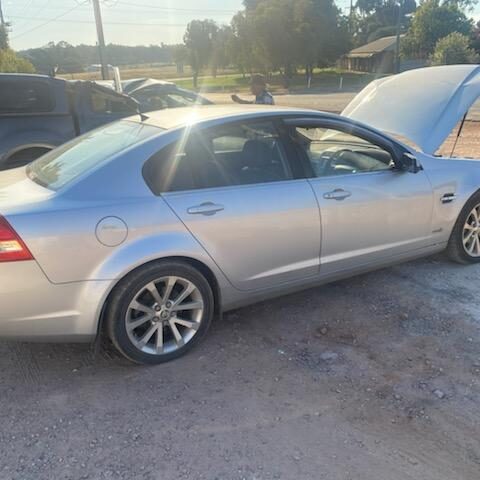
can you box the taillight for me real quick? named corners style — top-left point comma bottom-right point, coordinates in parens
top-left (0, 216), bottom-right (33, 262)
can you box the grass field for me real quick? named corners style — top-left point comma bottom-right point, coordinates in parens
top-left (64, 64), bottom-right (377, 93)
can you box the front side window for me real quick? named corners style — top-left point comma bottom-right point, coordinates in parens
top-left (90, 86), bottom-right (137, 114)
top-left (165, 93), bottom-right (197, 108)
top-left (0, 80), bottom-right (54, 114)
top-left (27, 121), bottom-right (160, 190)
top-left (132, 89), bottom-right (197, 112)
top-left (293, 126), bottom-right (394, 177)
top-left (143, 120), bottom-right (292, 194)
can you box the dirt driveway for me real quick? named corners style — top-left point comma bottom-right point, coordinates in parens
top-left (1, 92), bottom-right (480, 479)
top-left (1, 254), bottom-right (479, 479)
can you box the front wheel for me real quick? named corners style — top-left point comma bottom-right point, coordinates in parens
top-left (447, 192), bottom-right (480, 264)
top-left (106, 261), bottom-right (214, 364)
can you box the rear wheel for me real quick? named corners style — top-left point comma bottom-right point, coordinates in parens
top-left (106, 261), bottom-right (214, 364)
top-left (447, 192), bottom-right (480, 264)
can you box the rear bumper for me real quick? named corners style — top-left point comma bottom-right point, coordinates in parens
top-left (0, 261), bottom-right (111, 342)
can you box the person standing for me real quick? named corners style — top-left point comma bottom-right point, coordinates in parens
top-left (231, 74), bottom-right (274, 105)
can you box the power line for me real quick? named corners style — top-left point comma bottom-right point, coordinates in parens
top-left (7, 2), bottom-right (237, 15)
top-left (9, 15), bottom-right (188, 28)
top-left (13, 0), bottom-right (35, 17)
top-left (9, 0), bottom-right (237, 42)
top-left (11, 2), bottom-right (87, 40)
top-left (114, 1), bottom-right (237, 14)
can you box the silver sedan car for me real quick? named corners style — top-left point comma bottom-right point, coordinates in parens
top-left (1, 65), bottom-right (480, 364)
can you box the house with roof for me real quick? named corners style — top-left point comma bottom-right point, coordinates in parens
top-left (339, 35), bottom-right (402, 74)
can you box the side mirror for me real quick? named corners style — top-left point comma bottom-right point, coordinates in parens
top-left (399, 152), bottom-right (422, 173)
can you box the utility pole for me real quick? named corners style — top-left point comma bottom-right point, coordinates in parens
top-left (349, 0), bottom-right (354, 34)
top-left (0, 0), bottom-right (5, 26)
top-left (92, 0), bottom-right (109, 80)
top-left (394, 1), bottom-right (402, 74)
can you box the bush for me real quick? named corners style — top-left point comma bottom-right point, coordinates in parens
top-left (0, 48), bottom-right (35, 73)
top-left (431, 32), bottom-right (478, 65)
top-left (401, 0), bottom-right (472, 59)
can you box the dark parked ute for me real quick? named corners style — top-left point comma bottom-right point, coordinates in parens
top-left (0, 74), bottom-right (139, 171)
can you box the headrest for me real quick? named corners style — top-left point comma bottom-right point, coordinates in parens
top-left (242, 140), bottom-right (273, 168)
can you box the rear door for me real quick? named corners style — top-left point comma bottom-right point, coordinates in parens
top-left (284, 118), bottom-right (434, 275)
top-left (143, 119), bottom-right (321, 291)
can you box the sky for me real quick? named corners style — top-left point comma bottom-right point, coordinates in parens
top-left (4, 0), bottom-right (353, 51)
top-left (4, 0), bottom-right (480, 51)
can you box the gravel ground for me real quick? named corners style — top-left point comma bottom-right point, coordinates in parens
top-left (1, 92), bottom-right (480, 479)
top-left (1, 255), bottom-right (479, 479)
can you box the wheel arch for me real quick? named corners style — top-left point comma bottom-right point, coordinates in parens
top-left (95, 255), bottom-right (223, 342)
top-left (6, 142), bottom-right (55, 156)
top-left (1, 143), bottom-right (55, 169)
top-left (447, 187), bottom-right (480, 240)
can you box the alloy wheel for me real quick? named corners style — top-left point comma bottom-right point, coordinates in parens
top-left (463, 203), bottom-right (480, 257)
top-left (125, 276), bottom-right (204, 355)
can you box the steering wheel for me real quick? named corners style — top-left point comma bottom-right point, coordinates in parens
top-left (325, 149), bottom-right (357, 175)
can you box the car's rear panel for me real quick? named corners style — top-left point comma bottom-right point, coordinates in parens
top-left (0, 260), bottom-right (109, 341)
top-left (0, 171), bottom-right (111, 340)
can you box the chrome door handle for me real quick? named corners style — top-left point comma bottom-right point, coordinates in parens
top-left (441, 193), bottom-right (457, 204)
top-left (323, 189), bottom-right (352, 201)
top-left (187, 202), bottom-right (224, 216)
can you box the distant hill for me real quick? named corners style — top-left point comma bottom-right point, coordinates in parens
top-left (19, 41), bottom-right (176, 74)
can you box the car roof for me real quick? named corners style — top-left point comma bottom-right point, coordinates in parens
top-left (0, 73), bottom-right (50, 79)
top-left (0, 73), bottom-right (65, 84)
top-left (141, 104), bottom-right (337, 130)
top-left (122, 78), bottom-right (176, 94)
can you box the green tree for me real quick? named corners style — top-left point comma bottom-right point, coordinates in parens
top-left (442, 0), bottom-right (478, 10)
top-left (353, 0), bottom-right (416, 46)
top-left (238, 0), bottom-right (348, 83)
top-left (0, 23), bottom-right (35, 73)
top-left (251, 0), bottom-right (297, 78)
top-left (243, 0), bottom-right (264, 9)
top-left (211, 25), bottom-right (234, 77)
top-left (431, 31), bottom-right (478, 63)
top-left (0, 49), bottom-right (35, 73)
top-left (401, 0), bottom-right (472, 58)
top-left (356, 0), bottom-right (384, 15)
top-left (184, 19), bottom-right (219, 88)
top-left (229, 11), bottom-right (261, 74)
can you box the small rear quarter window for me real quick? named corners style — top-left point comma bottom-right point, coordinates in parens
top-left (0, 79), bottom-right (55, 114)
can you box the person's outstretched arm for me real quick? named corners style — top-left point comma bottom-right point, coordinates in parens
top-left (231, 94), bottom-right (253, 104)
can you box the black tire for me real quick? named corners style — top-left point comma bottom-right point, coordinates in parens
top-left (447, 191), bottom-right (480, 264)
top-left (106, 260), bottom-right (214, 365)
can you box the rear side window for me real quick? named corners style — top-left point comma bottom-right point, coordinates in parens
top-left (0, 79), bottom-right (54, 114)
top-left (143, 120), bottom-right (292, 194)
top-left (27, 121), bottom-right (161, 190)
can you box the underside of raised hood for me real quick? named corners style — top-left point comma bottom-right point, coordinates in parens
top-left (342, 65), bottom-right (480, 155)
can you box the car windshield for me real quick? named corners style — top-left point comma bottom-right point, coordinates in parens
top-left (27, 121), bottom-right (161, 191)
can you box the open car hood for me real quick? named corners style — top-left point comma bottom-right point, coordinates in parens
top-left (342, 65), bottom-right (480, 154)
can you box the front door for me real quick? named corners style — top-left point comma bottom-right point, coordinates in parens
top-left (286, 120), bottom-right (434, 275)
top-left (148, 119), bottom-right (321, 291)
